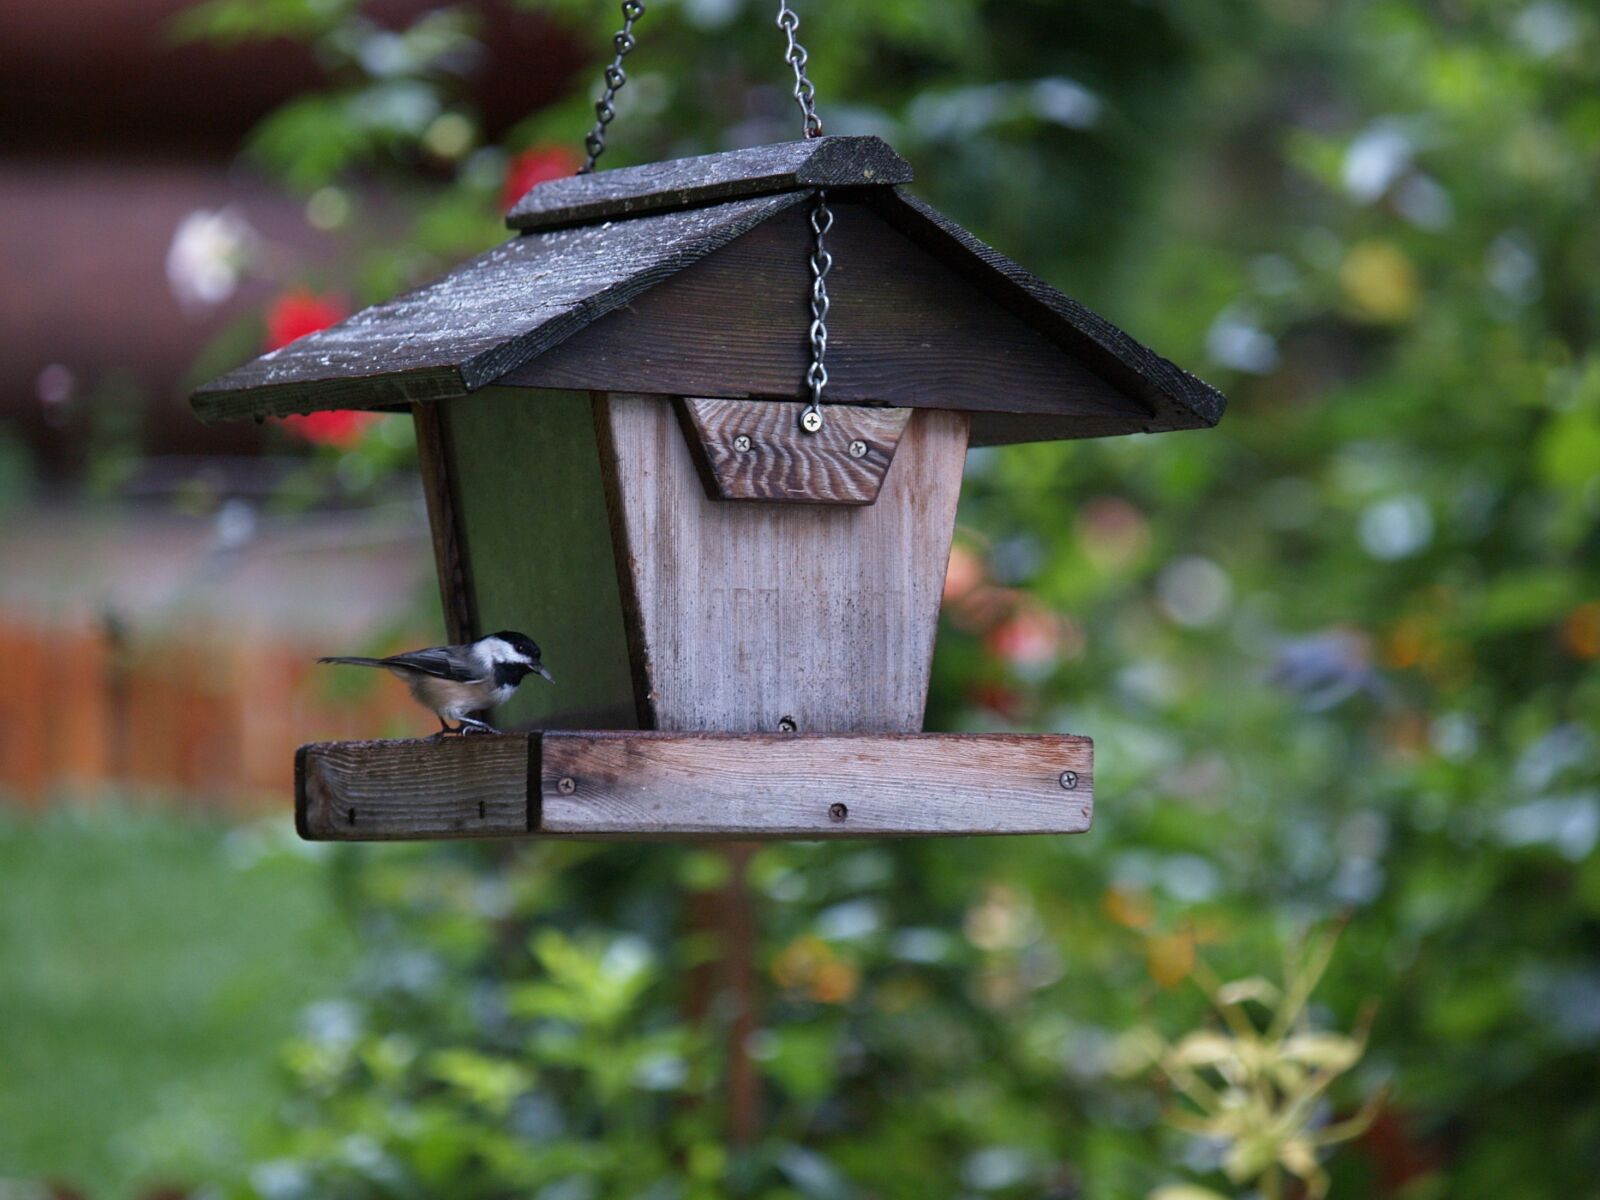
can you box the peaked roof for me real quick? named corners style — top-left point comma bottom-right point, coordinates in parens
top-left (192, 137), bottom-right (1225, 438)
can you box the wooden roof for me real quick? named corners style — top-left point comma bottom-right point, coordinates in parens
top-left (192, 137), bottom-right (1225, 442)
top-left (507, 135), bottom-right (913, 231)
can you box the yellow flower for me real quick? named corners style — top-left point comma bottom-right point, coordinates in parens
top-left (1339, 239), bottom-right (1421, 323)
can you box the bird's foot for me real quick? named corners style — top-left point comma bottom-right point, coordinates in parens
top-left (457, 716), bottom-right (502, 736)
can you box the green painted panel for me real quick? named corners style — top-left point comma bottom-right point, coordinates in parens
top-left (445, 387), bottom-right (637, 729)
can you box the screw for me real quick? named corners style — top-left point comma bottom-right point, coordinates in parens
top-left (800, 409), bottom-right (823, 434)
top-left (558, 776), bottom-right (576, 794)
top-left (849, 439), bottom-right (867, 459)
top-left (829, 802), bottom-right (848, 822)
top-left (733, 434), bottom-right (752, 453)
top-left (778, 716), bottom-right (797, 733)
top-left (1059, 770), bottom-right (1079, 790)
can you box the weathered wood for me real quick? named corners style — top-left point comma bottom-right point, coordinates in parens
top-left (506, 136), bottom-right (912, 232)
top-left (596, 394), bottom-right (969, 733)
top-left (539, 732), bottom-right (1092, 839)
top-left (193, 158), bottom-right (1224, 443)
top-left (864, 188), bottom-right (1226, 433)
top-left (503, 201), bottom-right (1151, 444)
top-left (446, 387), bottom-right (638, 729)
top-left (295, 731), bottom-right (1094, 841)
top-left (675, 397), bottom-right (911, 505)
top-left (297, 735), bottom-right (534, 840)
top-left (411, 400), bottom-right (476, 644)
top-left (190, 193), bottom-right (807, 423)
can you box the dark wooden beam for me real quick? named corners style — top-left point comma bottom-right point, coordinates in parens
top-left (296, 731), bottom-right (1094, 841)
top-left (505, 136), bottom-right (912, 232)
top-left (411, 400), bottom-right (477, 644)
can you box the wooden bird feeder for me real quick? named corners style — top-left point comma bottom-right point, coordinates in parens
top-left (193, 136), bottom-right (1224, 843)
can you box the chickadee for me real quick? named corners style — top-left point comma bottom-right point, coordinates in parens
top-left (319, 630), bottom-right (552, 736)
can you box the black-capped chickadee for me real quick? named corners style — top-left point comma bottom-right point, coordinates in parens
top-left (319, 630), bottom-right (553, 736)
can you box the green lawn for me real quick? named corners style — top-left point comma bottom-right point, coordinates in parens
top-left (0, 802), bottom-right (359, 1197)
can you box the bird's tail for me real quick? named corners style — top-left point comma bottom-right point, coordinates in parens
top-left (317, 655), bottom-right (393, 669)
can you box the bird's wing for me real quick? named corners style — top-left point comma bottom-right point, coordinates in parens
top-left (380, 646), bottom-right (486, 683)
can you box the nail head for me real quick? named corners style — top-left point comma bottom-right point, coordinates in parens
top-left (1059, 770), bottom-right (1079, 790)
top-left (828, 802), bottom-right (848, 822)
top-left (733, 434), bottom-right (752, 453)
top-left (849, 439), bottom-right (867, 458)
top-left (558, 776), bottom-right (576, 794)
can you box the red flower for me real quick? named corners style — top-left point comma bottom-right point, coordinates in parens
top-left (501, 145), bottom-right (583, 212)
top-left (264, 290), bottom-right (377, 447)
top-left (279, 410), bottom-right (379, 448)
top-left (265, 289), bottom-right (345, 351)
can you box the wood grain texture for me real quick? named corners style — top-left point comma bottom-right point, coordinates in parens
top-left (190, 193), bottom-right (807, 423)
top-left (297, 735), bottom-right (534, 840)
top-left (411, 400), bottom-right (476, 644)
top-left (537, 732), bottom-right (1092, 839)
top-left (597, 394), bottom-right (969, 734)
top-left (676, 398), bottom-right (911, 505)
top-left (504, 201), bottom-right (1149, 443)
top-left (446, 387), bottom-right (639, 730)
top-left (506, 136), bottom-right (912, 231)
top-left (295, 731), bottom-right (1093, 842)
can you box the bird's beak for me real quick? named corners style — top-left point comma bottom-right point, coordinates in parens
top-left (536, 664), bottom-right (554, 682)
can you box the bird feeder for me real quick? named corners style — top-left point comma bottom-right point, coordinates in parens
top-left (192, 136), bottom-right (1224, 843)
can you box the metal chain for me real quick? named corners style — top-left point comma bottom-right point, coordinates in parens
top-left (776, 2), bottom-right (832, 432)
top-left (801, 192), bottom-right (834, 433)
top-left (775, 0), bottom-right (823, 138)
top-left (578, 1), bottom-right (646, 174)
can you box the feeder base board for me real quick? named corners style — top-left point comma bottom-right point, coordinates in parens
top-left (296, 731), bottom-right (1093, 842)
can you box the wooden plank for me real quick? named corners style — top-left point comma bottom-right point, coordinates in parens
top-left (411, 400), bottom-right (477, 644)
top-left (190, 193), bottom-right (806, 423)
top-left (446, 387), bottom-right (639, 730)
top-left (506, 136), bottom-right (912, 231)
top-left (675, 397), bottom-right (911, 505)
top-left (597, 394), bottom-right (969, 733)
top-left (296, 735), bottom-right (535, 840)
top-left (504, 200), bottom-right (1150, 440)
top-left (539, 732), bottom-right (1092, 839)
top-left (295, 731), bottom-right (1093, 841)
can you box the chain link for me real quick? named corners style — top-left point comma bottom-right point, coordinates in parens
top-left (578, 1), bottom-right (646, 174)
top-left (801, 191), bottom-right (834, 432)
top-left (776, 2), bottom-right (831, 431)
top-left (776, 0), bottom-right (823, 139)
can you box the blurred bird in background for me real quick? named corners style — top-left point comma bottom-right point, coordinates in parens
top-left (319, 630), bottom-right (552, 735)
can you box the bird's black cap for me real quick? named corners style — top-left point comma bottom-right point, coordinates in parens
top-left (488, 630), bottom-right (542, 662)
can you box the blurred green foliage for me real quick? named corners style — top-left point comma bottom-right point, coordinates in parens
top-left (0, 807), bottom-right (359, 1196)
top-left (170, 0), bottom-right (1600, 1196)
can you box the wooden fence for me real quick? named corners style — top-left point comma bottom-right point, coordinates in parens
top-left (0, 612), bottom-right (425, 811)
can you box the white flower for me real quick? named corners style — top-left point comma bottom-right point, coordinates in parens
top-left (165, 207), bottom-right (257, 310)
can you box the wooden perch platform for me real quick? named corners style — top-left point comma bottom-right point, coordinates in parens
top-left (296, 731), bottom-right (1093, 842)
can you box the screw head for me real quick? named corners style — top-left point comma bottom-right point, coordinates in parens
top-left (777, 716), bottom-right (798, 733)
top-left (799, 409), bottom-right (823, 434)
top-left (849, 439), bottom-right (868, 459)
top-left (557, 776), bottom-right (576, 795)
top-left (733, 434), bottom-right (752, 453)
top-left (1059, 770), bottom-right (1079, 791)
top-left (828, 802), bottom-right (848, 822)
